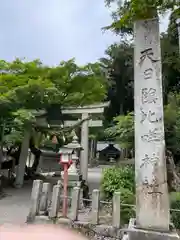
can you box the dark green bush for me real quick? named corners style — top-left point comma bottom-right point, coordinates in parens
top-left (170, 192), bottom-right (180, 229)
top-left (101, 166), bottom-right (135, 199)
top-left (101, 166), bottom-right (135, 224)
top-left (120, 187), bottom-right (135, 224)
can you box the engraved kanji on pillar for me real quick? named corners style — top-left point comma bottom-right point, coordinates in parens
top-left (134, 18), bottom-right (169, 231)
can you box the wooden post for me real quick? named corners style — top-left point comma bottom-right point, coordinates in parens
top-left (91, 189), bottom-right (100, 224)
top-left (27, 180), bottom-right (43, 222)
top-left (49, 184), bottom-right (61, 219)
top-left (71, 187), bottom-right (80, 221)
top-left (112, 191), bottom-right (121, 228)
top-left (40, 182), bottom-right (51, 212)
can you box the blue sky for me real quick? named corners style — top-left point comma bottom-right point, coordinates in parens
top-left (0, 0), bottom-right (170, 66)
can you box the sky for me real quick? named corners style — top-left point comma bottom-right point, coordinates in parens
top-left (0, 0), bottom-right (170, 66)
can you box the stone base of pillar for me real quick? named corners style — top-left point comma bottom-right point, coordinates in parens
top-left (127, 219), bottom-right (180, 240)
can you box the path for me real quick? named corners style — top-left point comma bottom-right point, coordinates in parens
top-left (0, 166), bottom-right (106, 225)
top-left (0, 184), bottom-right (32, 225)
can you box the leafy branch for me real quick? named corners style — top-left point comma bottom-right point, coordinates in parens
top-left (104, 0), bottom-right (179, 34)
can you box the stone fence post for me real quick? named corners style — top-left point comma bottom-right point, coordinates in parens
top-left (91, 189), bottom-right (100, 224)
top-left (112, 191), bottom-right (121, 228)
top-left (71, 187), bottom-right (80, 221)
top-left (27, 180), bottom-right (43, 222)
top-left (79, 189), bottom-right (84, 209)
top-left (40, 182), bottom-right (51, 212)
top-left (49, 184), bottom-right (61, 219)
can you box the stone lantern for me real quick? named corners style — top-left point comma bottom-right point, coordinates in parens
top-left (62, 133), bottom-right (83, 181)
top-left (59, 133), bottom-right (83, 206)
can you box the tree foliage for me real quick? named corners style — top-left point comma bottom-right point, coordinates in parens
top-left (101, 166), bottom-right (135, 223)
top-left (101, 165), bottom-right (135, 199)
top-left (100, 41), bottom-right (134, 124)
top-left (101, 6), bottom-right (180, 132)
top-left (105, 93), bottom-right (180, 161)
top-left (104, 0), bottom-right (179, 34)
top-left (0, 58), bottom-right (107, 147)
top-left (164, 94), bottom-right (180, 157)
top-left (105, 113), bottom-right (134, 149)
top-left (161, 10), bottom-right (180, 103)
top-left (0, 59), bottom-right (107, 112)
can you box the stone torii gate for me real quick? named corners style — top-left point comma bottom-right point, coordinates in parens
top-left (14, 102), bottom-right (109, 188)
top-left (62, 102), bottom-right (109, 181)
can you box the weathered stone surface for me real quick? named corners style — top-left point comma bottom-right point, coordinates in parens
top-left (134, 18), bottom-right (169, 230)
top-left (91, 189), bottom-right (100, 224)
top-left (80, 112), bottom-right (89, 181)
top-left (57, 219), bottom-right (123, 240)
top-left (129, 230), bottom-right (179, 240)
top-left (27, 180), bottom-right (43, 222)
top-left (112, 191), bottom-right (121, 228)
top-left (128, 219), bottom-right (180, 240)
top-left (70, 187), bottom-right (80, 221)
top-left (49, 184), bottom-right (61, 219)
top-left (29, 216), bottom-right (123, 240)
top-left (40, 182), bottom-right (51, 212)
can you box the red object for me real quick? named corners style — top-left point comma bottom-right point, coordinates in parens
top-left (67, 160), bottom-right (73, 168)
top-left (59, 154), bottom-right (73, 218)
top-left (62, 163), bottom-right (68, 217)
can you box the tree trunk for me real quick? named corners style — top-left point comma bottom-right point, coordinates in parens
top-left (14, 130), bottom-right (31, 188)
top-left (166, 150), bottom-right (180, 191)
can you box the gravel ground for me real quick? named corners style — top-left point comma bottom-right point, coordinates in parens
top-left (0, 167), bottom-right (102, 225)
top-left (0, 183), bottom-right (32, 225)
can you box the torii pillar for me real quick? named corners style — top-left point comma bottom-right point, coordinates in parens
top-left (80, 112), bottom-right (89, 181)
top-left (62, 102), bottom-right (109, 181)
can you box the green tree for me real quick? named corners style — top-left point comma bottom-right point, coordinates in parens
top-left (0, 58), bottom-right (108, 189)
top-left (0, 59), bottom-right (107, 113)
top-left (161, 10), bottom-right (180, 103)
top-left (105, 93), bottom-right (180, 158)
top-left (0, 58), bottom-right (107, 130)
top-left (100, 42), bottom-right (134, 124)
top-left (105, 112), bottom-right (134, 149)
top-left (104, 93), bottom-right (180, 190)
top-left (104, 0), bottom-right (179, 33)
top-left (102, 2), bottom-right (179, 124)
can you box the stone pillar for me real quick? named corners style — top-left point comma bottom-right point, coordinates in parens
top-left (80, 112), bottom-right (89, 181)
top-left (40, 182), bottom-right (51, 212)
top-left (71, 186), bottom-right (80, 221)
top-left (91, 189), bottom-right (100, 224)
top-left (49, 184), bottom-right (61, 219)
top-left (15, 130), bottom-right (30, 188)
top-left (79, 188), bottom-right (84, 209)
top-left (27, 180), bottom-right (43, 222)
top-left (112, 191), bottom-right (121, 228)
top-left (134, 18), bottom-right (169, 231)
